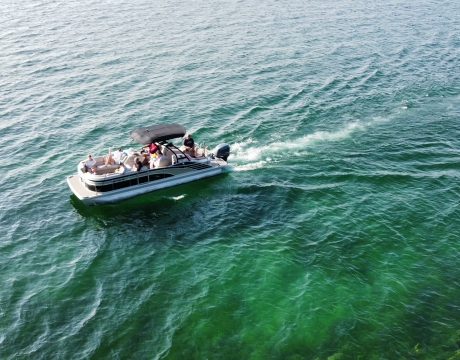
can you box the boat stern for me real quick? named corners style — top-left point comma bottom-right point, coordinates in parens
top-left (67, 174), bottom-right (97, 204)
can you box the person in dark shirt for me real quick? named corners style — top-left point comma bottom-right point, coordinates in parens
top-left (183, 133), bottom-right (195, 157)
top-left (135, 157), bottom-right (143, 171)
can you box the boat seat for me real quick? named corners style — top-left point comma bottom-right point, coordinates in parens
top-left (155, 155), bottom-right (171, 168)
top-left (94, 164), bottom-right (120, 175)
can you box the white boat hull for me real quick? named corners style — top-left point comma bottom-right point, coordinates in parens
top-left (67, 123), bottom-right (231, 205)
top-left (67, 162), bottom-right (227, 205)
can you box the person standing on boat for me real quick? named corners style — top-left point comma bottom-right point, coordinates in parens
top-left (148, 142), bottom-right (159, 155)
top-left (183, 133), bottom-right (195, 157)
top-left (142, 142), bottom-right (159, 155)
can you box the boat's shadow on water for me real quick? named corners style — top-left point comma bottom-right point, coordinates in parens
top-left (69, 175), bottom-right (230, 225)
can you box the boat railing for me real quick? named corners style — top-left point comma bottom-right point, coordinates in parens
top-left (162, 143), bottom-right (190, 164)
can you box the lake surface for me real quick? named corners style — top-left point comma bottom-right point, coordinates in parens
top-left (1, 0), bottom-right (459, 358)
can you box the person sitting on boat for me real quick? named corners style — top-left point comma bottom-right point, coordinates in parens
top-left (134, 157), bottom-right (143, 172)
top-left (84, 154), bottom-right (97, 173)
top-left (141, 152), bottom-right (150, 167)
top-left (105, 148), bottom-right (126, 165)
top-left (182, 133), bottom-right (195, 157)
top-left (114, 148), bottom-right (127, 163)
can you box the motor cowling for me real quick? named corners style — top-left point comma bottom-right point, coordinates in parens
top-left (213, 143), bottom-right (230, 161)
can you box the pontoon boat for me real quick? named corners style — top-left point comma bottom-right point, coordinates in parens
top-left (67, 124), bottom-right (230, 205)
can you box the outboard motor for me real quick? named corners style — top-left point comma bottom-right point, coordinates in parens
top-left (213, 143), bottom-right (230, 161)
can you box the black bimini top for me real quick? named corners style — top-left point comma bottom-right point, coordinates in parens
top-left (130, 123), bottom-right (186, 145)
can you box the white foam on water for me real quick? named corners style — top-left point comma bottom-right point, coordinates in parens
top-left (232, 160), bottom-right (268, 172)
top-left (171, 195), bottom-right (186, 201)
top-left (230, 118), bottom-right (387, 171)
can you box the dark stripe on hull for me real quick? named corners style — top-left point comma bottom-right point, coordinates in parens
top-left (84, 163), bottom-right (215, 193)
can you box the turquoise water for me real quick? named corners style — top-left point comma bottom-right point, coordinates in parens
top-left (1, 0), bottom-right (460, 358)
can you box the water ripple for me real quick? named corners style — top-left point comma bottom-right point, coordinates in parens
top-left (1, 0), bottom-right (459, 358)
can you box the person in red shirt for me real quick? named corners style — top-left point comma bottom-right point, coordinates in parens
top-left (148, 143), bottom-right (159, 154)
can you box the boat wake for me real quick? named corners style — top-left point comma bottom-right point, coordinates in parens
top-left (231, 117), bottom-right (388, 172)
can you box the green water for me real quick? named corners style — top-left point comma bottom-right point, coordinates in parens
top-left (1, 0), bottom-right (459, 359)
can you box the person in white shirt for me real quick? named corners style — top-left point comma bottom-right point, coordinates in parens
top-left (112, 148), bottom-right (126, 164)
top-left (84, 154), bottom-right (97, 173)
top-left (105, 148), bottom-right (126, 165)
top-left (149, 150), bottom-right (168, 168)
top-left (154, 150), bottom-right (168, 168)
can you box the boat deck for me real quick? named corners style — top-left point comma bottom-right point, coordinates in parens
top-left (67, 175), bottom-right (96, 200)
